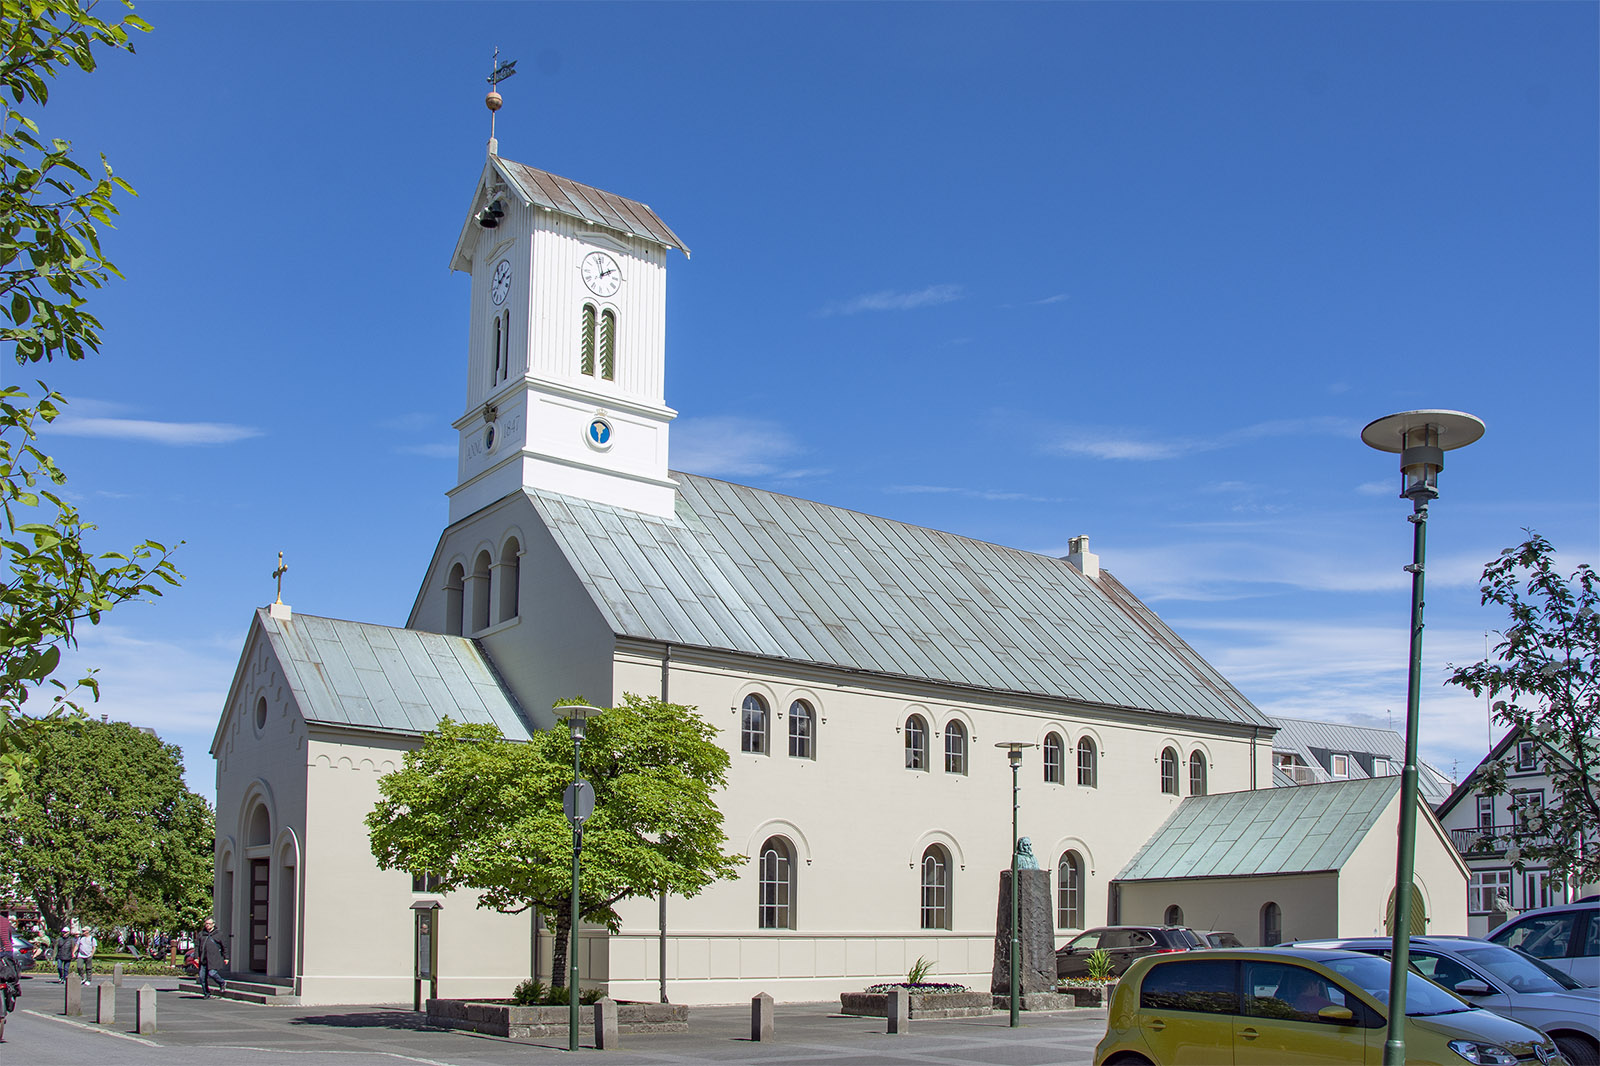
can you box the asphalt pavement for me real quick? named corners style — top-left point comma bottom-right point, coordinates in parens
top-left (0, 975), bottom-right (1111, 1066)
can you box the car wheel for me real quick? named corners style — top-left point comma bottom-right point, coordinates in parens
top-left (1555, 1034), bottom-right (1600, 1066)
top-left (1102, 1055), bottom-right (1154, 1066)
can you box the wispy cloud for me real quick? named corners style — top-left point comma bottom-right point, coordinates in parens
top-left (49, 416), bottom-right (261, 445)
top-left (1048, 416), bottom-right (1356, 462)
top-left (1356, 480), bottom-right (1393, 496)
top-left (819, 284), bottom-right (963, 317)
top-left (673, 416), bottom-right (808, 479)
top-left (886, 484), bottom-right (1063, 504)
top-left (396, 442), bottom-right (456, 459)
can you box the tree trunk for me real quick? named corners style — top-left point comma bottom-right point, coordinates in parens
top-left (549, 905), bottom-right (572, 989)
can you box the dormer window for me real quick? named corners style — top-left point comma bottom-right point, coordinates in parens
top-left (1330, 753), bottom-right (1349, 778)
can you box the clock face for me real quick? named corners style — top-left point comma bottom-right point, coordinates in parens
top-left (580, 251), bottom-right (622, 297)
top-left (490, 259), bottom-right (513, 306)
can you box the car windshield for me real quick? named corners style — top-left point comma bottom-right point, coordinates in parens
top-left (1455, 943), bottom-right (1581, 992)
top-left (1325, 955), bottom-right (1472, 1017)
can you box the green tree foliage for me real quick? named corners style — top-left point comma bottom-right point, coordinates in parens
top-left (1447, 533), bottom-right (1599, 891)
top-left (0, 0), bottom-right (179, 811)
top-left (0, 716), bottom-right (215, 938)
top-left (367, 695), bottom-right (743, 987)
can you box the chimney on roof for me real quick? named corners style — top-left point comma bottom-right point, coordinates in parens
top-left (1066, 535), bottom-right (1099, 580)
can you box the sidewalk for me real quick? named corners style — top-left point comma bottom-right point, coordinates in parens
top-left (2, 976), bottom-right (1112, 1066)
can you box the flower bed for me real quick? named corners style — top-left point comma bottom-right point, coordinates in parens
top-left (839, 987), bottom-right (992, 1019)
top-left (425, 998), bottom-right (688, 1039)
top-left (1055, 979), bottom-right (1118, 1007)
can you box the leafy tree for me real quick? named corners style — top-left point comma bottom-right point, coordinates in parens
top-left (1447, 533), bottom-right (1599, 892)
top-left (1, 0), bottom-right (179, 812)
top-left (0, 716), bottom-right (215, 938)
top-left (367, 695), bottom-right (743, 988)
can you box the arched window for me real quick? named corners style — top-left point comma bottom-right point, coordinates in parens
top-left (758, 836), bottom-right (795, 929)
top-left (1160, 746), bottom-right (1180, 795)
top-left (599, 309), bottom-right (616, 381)
top-left (471, 551), bottom-right (493, 633)
top-left (788, 700), bottom-right (814, 759)
top-left (904, 715), bottom-right (929, 771)
top-left (944, 721), bottom-right (967, 775)
top-left (580, 303), bottom-right (597, 376)
top-left (741, 694), bottom-right (769, 755)
top-left (1057, 851), bottom-right (1083, 930)
top-left (444, 563), bottom-right (465, 636)
top-left (1189, 751), bottom-right (1207, 797)
top-left (1077, 737), bottom-right (1098, 788)
top-left (496, 537), bottom-right (520, 623)
top-left (920, 844), bottom-right (951, 929)
top-left (492, 314), bottom-right (503, 385)
top-left (1043, 732), bottom-right (1064, 784)
top-left (500, 310), bottom-right (511, 381)
top-left (1261, 901), bottom-right (1282, 946)
top-left (1165, 904), bottom-right (1184, 926)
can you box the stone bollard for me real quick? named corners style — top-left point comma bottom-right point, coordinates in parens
top-left (593, 997), bottom-right (619, 1050)
top-left (64, 975), bottom-right (83, 1017)
top-left (136, 984), bottom-right (157, 1034)
top-left (751, 992), bottom-right (774, 1041)
top-left (886, 988), bottom-right (908, 1035)
top-left (113, 962), bottom-right (124, 987)
top-left (96, 982), bottom-right (116, 1024)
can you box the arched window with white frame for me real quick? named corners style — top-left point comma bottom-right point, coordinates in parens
top-left (788, 700), bottom-right (815, 759)
top-left (1077, 736), bottom-right (1098, 787)
top-left (1057, 850), bottom-right (1084, 930)
top-left (920, 844), bottom-right (952, 929)
top-left (1189, 751), bottom-right (1207, 797)
top-left (1043, 732), bottom-right (1064, 783)
top-left (905, 714), bottom-right (929, 771)
top-left (1160, 746), bottom-right (1180, 795)
top-left (741, 694), bottom-right (769, 755)
top-left (758, 836), bottom-right (795, 929)
top-left (944, 721), bottom-right (967, 775)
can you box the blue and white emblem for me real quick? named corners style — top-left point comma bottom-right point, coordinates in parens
top-left (587, 416), bottom-right (613, 450)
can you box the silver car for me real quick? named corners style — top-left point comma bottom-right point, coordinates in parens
top-left (1294, 935), bottom-right (1599, 1066)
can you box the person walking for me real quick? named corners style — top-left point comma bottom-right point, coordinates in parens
top-left (0, 911), bottom-right (17, 1043)
top-left (196, 919), bottom-right (228, 999)
top-left (72, 927), bottom-right (96, 986)
top-left (52, 928), bottom-right (73, 983)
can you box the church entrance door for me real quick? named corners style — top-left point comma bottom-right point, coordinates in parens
top-left (249, 859), bottom-right (270, 972)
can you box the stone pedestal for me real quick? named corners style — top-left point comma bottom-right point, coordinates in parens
top-left (593, 998), bottom-right (619, 1049)
top-left (991, 868), bottom-right (1055, 997)
top-left (64, 977), bottom-right (82, 1017)
top-left (96, 983), bottom-right (115, 1024)
top-left (137, 984), bottom-right (157, 1034)
top-left (885, 989), bottom-right (908, 1034)
top-left (751, 992), bottom-right (774, 1041)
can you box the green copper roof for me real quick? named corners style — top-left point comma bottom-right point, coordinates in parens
top-left (526, 472), bottom-right (1272, 727)
top-left (1116, 777), bottom-right (1401, 881)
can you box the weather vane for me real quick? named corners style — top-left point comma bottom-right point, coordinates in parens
top-left (485, 47), bottom-right (518, 149)
top-left (272, 551), bottom-right (288, 605)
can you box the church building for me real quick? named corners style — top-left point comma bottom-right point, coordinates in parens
top-left (210, 133), bottom-right (1462, 1006)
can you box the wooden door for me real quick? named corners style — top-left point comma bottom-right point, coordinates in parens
top-left (249, 859), bottom-right (270, 972)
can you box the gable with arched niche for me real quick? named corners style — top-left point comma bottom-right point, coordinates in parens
top-left (441, 527), bottom-right (525, 637)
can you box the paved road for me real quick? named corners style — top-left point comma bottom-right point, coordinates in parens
top-left (0, 977), bottom-right (1111, 1066)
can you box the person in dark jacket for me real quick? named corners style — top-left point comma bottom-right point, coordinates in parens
top-left (52, 929), bottom-right (73, 983)
top-left (196, 919), bottom-right (228, 998)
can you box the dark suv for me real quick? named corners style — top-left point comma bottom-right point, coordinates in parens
top-left (1056, 925), bottom-right (1204, 978)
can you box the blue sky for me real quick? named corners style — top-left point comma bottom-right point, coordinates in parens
top-left (21, 1), bottom-right (1598, 800)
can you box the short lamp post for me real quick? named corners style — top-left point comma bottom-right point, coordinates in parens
top-left (556, 701), bottom-right (601, 1053)
top-left (1361, 410), bottom-right (1484, 1066)
top-left (995, 742), bottom-right (1034, 1028)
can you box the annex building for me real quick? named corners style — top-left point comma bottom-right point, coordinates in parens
top-left (211, 143), bottom-right (1464, 1006)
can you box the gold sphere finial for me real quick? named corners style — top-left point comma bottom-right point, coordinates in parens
top-left (486, 90), bottom-right (503, 113)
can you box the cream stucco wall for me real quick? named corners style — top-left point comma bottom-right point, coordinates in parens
top-left (1118, 873), bottom-right (1339, 945)
top-left (1337, 792), bottom-right (1468, 938)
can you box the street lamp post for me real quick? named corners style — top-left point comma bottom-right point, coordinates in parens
top-left (994, 742), bottom-right (1033, 1028)
top-left (556, 702), bottom-right (601, 1053)
top-left (1361, 410), bottom-right (1483, 1066)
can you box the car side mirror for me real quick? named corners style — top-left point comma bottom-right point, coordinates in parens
top-left (1453, 980), bottom-right (1492, 997)
top-left (1317, 1006), bottom-right (1355, 1023)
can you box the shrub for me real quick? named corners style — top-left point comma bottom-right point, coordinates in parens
top-left (509, 978), bottom-right (604, 1006)
top-left (1085, 947), bottom-right (1115, 982)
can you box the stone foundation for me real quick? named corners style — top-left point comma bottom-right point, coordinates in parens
top-left (992, 991), bottom-right (1078, 1011)
top-left (838, 990), bottom-right (992, 1019)
top-left (425, 999), bottom-right (688, 1039)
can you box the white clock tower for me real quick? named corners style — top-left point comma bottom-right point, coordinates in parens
top-left (445, 151), bottom-right (688, 522)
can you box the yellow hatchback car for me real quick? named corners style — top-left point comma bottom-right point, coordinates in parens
top-left (1094, 946), bottom-right (1567, 1065)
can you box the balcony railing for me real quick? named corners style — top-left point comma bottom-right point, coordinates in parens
top-left (1449, 824), bottom-right (1524, 855)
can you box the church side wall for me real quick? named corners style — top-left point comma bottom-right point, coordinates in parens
top-left (602, 646), bottom-right (1268, 1004)
top-left (298, 733), bottom-right (534, 1006)
top-left (1117, 873), bottom-right (1339, 946)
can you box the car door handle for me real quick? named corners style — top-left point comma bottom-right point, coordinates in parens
top-left (1147, 1019), bottom-right (1166, 1031)
top-left (1238, 1027), bottom-right (1260, 1040)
